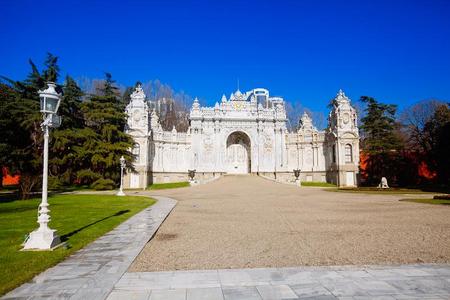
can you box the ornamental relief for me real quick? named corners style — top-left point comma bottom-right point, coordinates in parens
top-left (203, 136), bottom-right (214, 153)
top-left (262, 133), bottom-right (272, 153)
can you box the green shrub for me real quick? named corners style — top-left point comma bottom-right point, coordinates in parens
top-left (76, 169), bottom-right (101, 184)
top-left (90, 178), bottom-right (116, 190)
top-left (48, 176), bottom-right (64, 190)
top-left (434, 194), bottom-right (450, 200)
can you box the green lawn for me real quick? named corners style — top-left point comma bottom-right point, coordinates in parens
top-left (0, 194), bottom-right (155, 296)
top-left (301, 181), bottom-right (336, 187)
top-left (400, 198), bottom-right (450, 205)
top-left (148, 181), bottom-right (190, 190)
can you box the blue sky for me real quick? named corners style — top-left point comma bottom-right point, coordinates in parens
top-left (1, 0), bottom-right (449, 114)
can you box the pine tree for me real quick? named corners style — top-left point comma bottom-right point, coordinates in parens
top-left (78, 73), bottom-right (133, 187)
top-left (0, 54), bottom-right (59, 197)
top-left (42, 53), bottom-right (60, 83)
top-left (121, 86), bottom-right (134, 109)
top-left (59, 75), bottom-right (83, 129)
top-left (359, 96), bottom-right (403, 185)
top-left (48, 76), bottom-right (85, 187)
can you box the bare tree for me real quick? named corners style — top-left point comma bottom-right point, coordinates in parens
top-left (285, 101), bottom-right (303, 131)
top-left (400, 99), bottom-right (444, 151)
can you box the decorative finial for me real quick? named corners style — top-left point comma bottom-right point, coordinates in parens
top-left (335, 89), bottom-right (350, 103)
top-left (131, 83), bottom-right (146, 100)
top-left (192, 97), bottom-right (200, 109)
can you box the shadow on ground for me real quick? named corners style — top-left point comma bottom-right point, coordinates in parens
top-left (60, 210), bottom-right (130, 242)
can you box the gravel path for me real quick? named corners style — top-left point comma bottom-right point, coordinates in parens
top-left (130, 175), bottom-right (450, 272)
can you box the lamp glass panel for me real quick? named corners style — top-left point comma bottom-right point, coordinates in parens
top-left (45, 97), bottom-right (58, 113)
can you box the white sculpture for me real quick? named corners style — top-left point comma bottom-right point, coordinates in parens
top-left (378, 177), bottom-right (389, 189)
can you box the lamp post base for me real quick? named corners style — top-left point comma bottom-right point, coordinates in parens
top-left (23, 227), bottom-right (61, 250)
top-left (116, 190), bottom-right (126, 196)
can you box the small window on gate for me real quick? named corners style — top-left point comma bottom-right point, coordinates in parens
top-left (345, 144), bottom-right (352, 163)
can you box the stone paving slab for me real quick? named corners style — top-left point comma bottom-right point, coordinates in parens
top-left (110, 264), bottom-right (450, 300)
top-left (2, 196), bottom-right (176, 300)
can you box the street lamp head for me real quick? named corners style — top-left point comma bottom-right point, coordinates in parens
top-left (39, 82), bottom-right (61, 114)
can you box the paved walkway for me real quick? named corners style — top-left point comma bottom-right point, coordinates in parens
top-left (109, 264), bottom-right (450, 299)
top-left (2, 196), bottom-right (177, 300)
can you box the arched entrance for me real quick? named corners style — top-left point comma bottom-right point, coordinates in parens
top-left (226, 131), bottom-right (251, 174)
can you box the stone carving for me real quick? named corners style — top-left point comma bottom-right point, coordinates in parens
top-left (203, 136), bottom-right (213, 153)
top-left (262, 133), bottom-right (272, 153)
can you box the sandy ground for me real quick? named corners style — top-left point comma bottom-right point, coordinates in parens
top-left (130, 175), bottom-right (450, 272)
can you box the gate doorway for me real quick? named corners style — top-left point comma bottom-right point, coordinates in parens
top-left (226, 131), bottom-right (251, 174)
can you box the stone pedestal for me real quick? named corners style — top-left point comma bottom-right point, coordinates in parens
top-left (295, 179), bottom-right (301, 187)
top-left (23, 227), bottom-right (60, 250)
top-left (189, 179), bottom-right (199, 186)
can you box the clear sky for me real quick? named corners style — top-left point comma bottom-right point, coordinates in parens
top-left (1, 0), bottom-right (449, 114)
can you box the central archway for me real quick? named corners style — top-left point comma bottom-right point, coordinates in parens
top-left (226, 131), bottom-right (251, 174)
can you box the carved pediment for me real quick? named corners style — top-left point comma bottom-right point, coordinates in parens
top-left (341, 132), bottom-right (358, 139)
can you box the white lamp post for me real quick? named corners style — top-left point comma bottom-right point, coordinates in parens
top-left (117, 156), bottom-right (126, 196)
top-left (23, 82), bottom-right (62, 250)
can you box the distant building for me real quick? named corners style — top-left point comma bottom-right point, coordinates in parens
top-left (124, 86), bottom-right (359, 188)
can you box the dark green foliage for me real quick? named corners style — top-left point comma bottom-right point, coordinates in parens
top-left (90, 178), bottom-right (116, 190)
top-left (48, 175), bottom-right (64, 190)
top-left (359, 96), bottom-right (404, 185)
top-left (0, 83), bottom-right (18, 187)
top-left (360, 96), bottom-right (401, 153)
top-left (422, 104), bottom-right (450, 184)
top-left (99, 72), bottom-right (119, 97)
top-left (42, 53), bottom-right (60, 83)
top-left (0, 55), bottom-right (53, 198)
top-left (79, 73), bottom-right (133, 184)
top-left (1, 55), bottom-right (133, 195)
top-left (434, 194), bottom-right (450, 200)
top-left (59, 76), bottom-right (83, 129)
top-left (121, 86), bottom-right (133, 108)
top-left (75, 169), bottom-right (101, 184)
